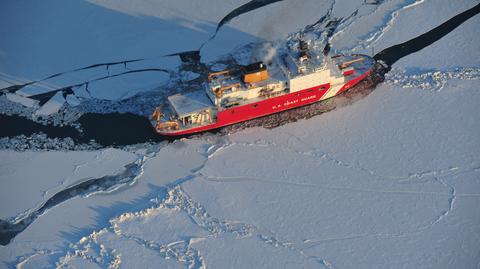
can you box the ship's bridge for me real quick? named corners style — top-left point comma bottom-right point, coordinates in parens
top-left (205, 61), bottom-right (289, 108)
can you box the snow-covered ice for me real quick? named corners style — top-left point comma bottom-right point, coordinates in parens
top-left (0, 148), bottom-right (137, 220)
top-left (1, 0), bottom-right (479, 268)
top-left (4, 93), bottom-right (39, 109)
top-left (34, 92), bottom-right (66, 116)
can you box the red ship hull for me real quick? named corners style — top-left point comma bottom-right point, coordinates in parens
top-left (156, 68), bottom-right (372, 136)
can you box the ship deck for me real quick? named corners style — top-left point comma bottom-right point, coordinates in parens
top-left (168, 90), bottom-right (214, 118)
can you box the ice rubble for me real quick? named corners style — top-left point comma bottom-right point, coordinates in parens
top-left (386, 67), bottom-right (480, 91)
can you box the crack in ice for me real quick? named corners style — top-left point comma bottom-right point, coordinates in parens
top-left (0, 146), bottom-right (163, 246)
